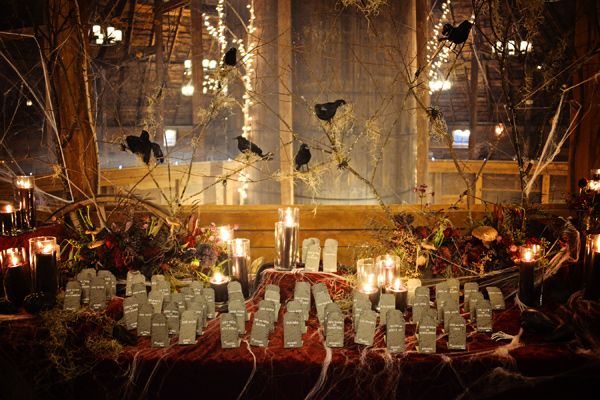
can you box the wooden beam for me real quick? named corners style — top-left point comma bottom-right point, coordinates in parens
top-left (415, 0), bottom-right (429, 187)
top-left (190, 0), bottom-right (205, 128)
top-left (159, 0), bottom-right (190, 14)
top-left (277, 0), bottom-right (294, 204)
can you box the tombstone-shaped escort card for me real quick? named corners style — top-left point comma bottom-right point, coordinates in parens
top-left (181, 286), bottom-right (195, 304)
top-left (189, 300), bottom-right (207, 335)
top-left (250, 309), bottom-right (271, 347)
top-left (486, 287), bottom-right (506, 310)
top-left (126, 271), bottom-right (145, 297)
top-left (475, 299), bottom-right (493, 332)
top-left (151, 274), bottom-right (165, 292)
top-left (352, 298), bottom-right (372, 330)
top-left (131, 282), bottom-right (147, 304)
top-left (229, 291), bottom-right (245, 306)
top-left (163, 301), bottom-right (180, 335)
top-left (265, 284), bottom-right (281, 317)
top-left (447, 279), bottom-right (460, 304)
top-left (353, 289), bottom-right (369, 303)
top-left (158, 280), bottom-right (171, 298)
top-left (151, 313), bottom-right (169, 348)
top-left (283, 311), bottom-right (303, 348)
top-left (385, 310), bottom-right (405, 353)
top-left (190, 280), bottom-right (204, 297)
top-left (355, 309), bottom-right (377, 346)
top-left (407, 278), bottom-right (422, 307)
top-left (463, 282), bottom-right (479, 312)
top-left (171, 292), bottom-right (185, 313)
top-left (469, 292), bottom-right (485, 322)
top-left (447, 314), bottom-right (467, 350)
top-left (137, 302), bottom-right (153, 336)
top-left (229, 299), bottom-right (247, 334)
top-left (322, 239), bottom-right (338, 273)
top-left (379, 294), bottom-right (396, 325)
top-left (64, 281), bottom-right (82, 311)
top-left (311, 282), bottom-right (328, 298)
top-left (220, 313), bottom-right (241, 348)
top-left (302, 238), bottom-right (320, 264)
top-left (314, 291), bottom-right (333, 324)
top-left (417, 314), bottom-right (437, 353)
top-left (228, 281), bottom-right (243, 298)
top-left (148, 290), bottom-right (164, 314)
top-left (435, 282), bottom-right (450, 306)
top-left (258, 299), bottom-right (276, 331)
top-left (412, 294), bottom-right (430, 324)
top-left (436, 292), bottom-right (452, 324)
top-left (204, 288), bottom-right (216, 319)
top-left (76, 270), bottom-right (93, 304)
top-left (286, 300), bottom-right (306, 333)
top-left (443, 300), bottom-right (460, 332)
top-left (123, 297), bottom-right (140, 330)
top-left (178, 310), bottom-right (198, 345)
top-left (97, 270), bottom-right (117, 300)
top-left (294, 282), bottom-right (311, 321)
top-left (90, 276), bottom-right (108, 311)
top-left (304, 243), bottom-right (321, 272)
top-left (324, 302), bottom-right (341, 336)
top-left (325, 311), bottom-right (344, 348)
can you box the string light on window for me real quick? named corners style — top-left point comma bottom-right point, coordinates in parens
top-left (90, 25), bottom-right (122, 46)
top-left (237, 171), bottom-right (250, 205)
top-left (492, 40), bottom-right (532, 55)
top-left (426, 0), bottom-right (452, 94)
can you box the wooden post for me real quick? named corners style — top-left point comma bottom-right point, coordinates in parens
top-left (277, 0), bottom-right (294, 204)
top-left (190, 0), bottom-right (205, 128)
top-left (47, 0), bottom-right (99, 200)
top-left (154, 0), bottom-right (165, 144)
top-left (415, 0), bottom-right (430, 189)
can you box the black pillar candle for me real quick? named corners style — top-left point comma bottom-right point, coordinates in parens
top-left (29, 237), bottom-right (58, 297)
top-left (228, 239), bottom-right (251, 298)
top-left (0, 202), bottom-right (19, 236)
top-left (386, 284), bottom-right (408, 313)
top-left (14, 176), bottom-right (35, 230)
top-left (1, 248), bottom-right (31, 306)
top-left (210, 273), bottom-right (229, 303)
top-left (584, 234), bottom-right (600, 300)
top-left (518, 246), bottom-right (537, 307)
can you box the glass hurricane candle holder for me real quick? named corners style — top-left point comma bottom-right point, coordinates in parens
top-left (0, 202), bottom-right (20, 236)
top-left (210, 270), bottom-right (230, 304)
top-left (385, 277), bottom-right (407, 312)
top-left (274, 207), bottom-right (299, 271)
top-left (584, 233), bottom-right (600, 300)
top-left (357, 257), bottom-right (381, 307)
top-left (29, 236), bottom-right (58, 297)
top-left (517, 246), bottom-right (539, 307)
top-left (376, 254), bottom-right (400, 288)
top-left (228, 238), bottom-right (250, 298)
top-left (1, 247), bottom-right (31, 306)
top-left (14, 176), bottom-right (35, 230)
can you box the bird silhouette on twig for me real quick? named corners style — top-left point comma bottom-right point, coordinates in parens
top-left (121, 130), bottom-right (164, 165)
top-left (223, 48), bottom-right (237, 67)
top-left (438, 21), bottom-right (473, 47)
top-left (235, 136), bottom-right (273, 160)
top-left (314, 99), bottom-right (346, 122)
top-left (294, 143), bottom-right (311, 171)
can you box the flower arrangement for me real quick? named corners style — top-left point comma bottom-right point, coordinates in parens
top-left (567, 178), bottom-right (600, 232)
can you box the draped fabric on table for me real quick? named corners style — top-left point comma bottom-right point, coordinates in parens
top-left (1, 269), bottom-right (600, 399)
top-left (0, 224), bottom-right (65, 252)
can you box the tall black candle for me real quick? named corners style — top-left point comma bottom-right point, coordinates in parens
top-left (1, 248), bottom-right (31, 306)
top-left (275, 208), bottom-right (298, 271)
top-left (228, 238), bottom-right (250, 298)
top-left (14, 176), bottom-right (35, 230)
top-left (518, 246), bottom-right (538, 307)
top-left (584, 234), bottom-right (600, 300)
top-left (0, 202), bottom-right (19, 236)
top-left (29, 237), bottom-right (58, 297)
top-left (385, 279), bottom-right (408, 313)
top-left (210, 272), bottom-right (230, 303)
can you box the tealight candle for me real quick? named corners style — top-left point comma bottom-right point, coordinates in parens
top-left (275, 207), bottom-right (299, 270)
top-left (29, 236), bottom-right (58, 297)
top-left (584, 234), bottom-right (600, 300)
top-left (1, 247), bottom-right (31, 306)
top-left (385, 277), bottom-right (408, 312)
top-left (517, 246), bottom-right (538, 307)
top-left (0, 202), bottom-right (20, 236)
top-left (228, 238), bottom-right (250, 298)
top-left (210, 271), bottom-right (230, 303)
top-left (14, 175), bottom-right (35, 230)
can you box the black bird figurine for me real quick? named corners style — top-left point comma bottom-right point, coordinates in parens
top-left (314, 99), bottom-right (346, 122)
top-left (122, 130), bottom-right (165, 165)
top-left (438, 20), bottom-right (473, 46)
top-left (294, 143), bottom-right (311, 171)
top-left (235, 135), bottom-right (273, 160)
top-left (223, 48), bottom-right (237, 67)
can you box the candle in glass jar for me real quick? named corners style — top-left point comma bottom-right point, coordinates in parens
top-left (1, 248), bottom-right (31, 306)
top-left (584, 234), bottom-right (600, 300)
top-left (275, 208), bottom-right (299, 271)
top-left (518, 246), bottom-right (537, 307)
top-left (357, 258), bottom-right (381, 309)
top-left (377, 254), bottom-right (399, 288)
top-left (0, 202), bottom-right (19, 236)
top-left (385, 277), bottom-right (408, 312)
top-left (14, 176), bottom-right (35, 230)
top-left (29, 237), bottom-right (58, 297)
top-left (228, 238), bottom-right (250, 298)
top-left (210, 271), bottom-right (230, 303)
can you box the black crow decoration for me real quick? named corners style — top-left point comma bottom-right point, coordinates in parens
top-left (438, 20), bottom-right (473, 46)
top-left (224, 48), bottom-right (237, 67)
top-left (294, 143), bottom-right (311, 171)
top-left (314, 99), bottom-right (346, 122)
top-left (122, 130), bottom-right (164, 165)
top-left (235, 135), bottom-right (273, 160)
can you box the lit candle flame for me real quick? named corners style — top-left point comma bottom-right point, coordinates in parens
top-left (212, 271), bottom-right (225, 283)
top-left (284, 208), bottom-right (294, 227)
top-left (384, 254), bottom-right (394, 268)
top-left (1, 204), bottom-right (12, 213)
top-left (393, 277), bottom-right (402, 291)
top-left (595, 235), bottom-right (600, 253)
top-left (523, 249), bottom-right (533, 262)
top-left (219, 226), bottom-right (232, 242)
top-left (16, 178), bottom-right (32, 189)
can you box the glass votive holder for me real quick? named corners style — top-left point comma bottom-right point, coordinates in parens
top-left (218, 225), bottom-right (234, 245)
top-left (1, 247), bottom-right (31, 306)
top-left (14, 175), bottom-right (35, 230)
top-left (0, 202), bottom-right (20, 236)
top-left (357, 257), bottom-right (381, 307)
top-left (29, 236), bottom-right (59, 297)
top-left (376, 254), bottom-right (400, 288)
top-left (228, 238), bottom-right (250, 298)
top-left (385, 277), bottom-right (407, 312)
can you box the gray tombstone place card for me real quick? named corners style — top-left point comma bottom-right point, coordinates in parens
top-left (294, 282), bottom-right (311, 321)
top-left (81, 268), bottom-right (96, 279)
top-left (228, 281), bottom-right (243, 298)
top-left (475, 299), bottom-right (493, 333)
top-left (407, 278), bottom-right (422, 307)
top-left (385, 309), bottom-right (405, 353)
top-left (322, 239), bottom-right (338, 273)
top-left (311, 282), bottom-right (328, 300)
top-left (98, 270), bottom-right (116, 300)
top-left (123, 296), bottom-right (140, 330)
top-left (163, 301), bottom-right (180, 335)
top-left (469, 292), bottom-right (485, 322)
top-left (76, 271), bottom-right (92, 304)
top-left (417, 314), bottom-right (437, 353)
top-left (250, 309), bottom-right (271, 347)
top-left (412, 294), bottom-right (430, 324)
top-left (189, 301), bottom-right (207, 336)
top-left (229, 299), bottom-right (247, 334)
top-left (190, 281), bottom-right (204, 297)
top-left (158, 280), bottom-right (171, 298)
top-left (486, 287), bottom-right (506, 310)
top-left (131, 282), bottom-right (148, 304)
top-left (178, 310), bottom-right (198, 345)
top-left (287, 300), bottom-right (307, 333)
top-left (353, 289), bottom-right (369, 303)
top-left (443, 300), bottom-right (460, 332)
top-left (137, 303), bottom-right (153, 336)
top-left (314, 291), bottom-right (333, 324)
top-left (220, 313), bottom-right (241, 348)
top-left (64, 281), bottom-right (82, 311)
top-left (126, 271), bottom-right (145, 297)
top-left (463, 282), bottom-right (479, 312)
top-left (352, 298), bottom-right (372, 330)
top-left (325, 311), bottom-right (344, 348)
top-left (204, 288), bottom-right (216, 319)
top-left (436, 292), bottom-right (452, 324)
top-left (379, 293), bottom-right (396, 325)
top-left (181, 286), bottom-right (195, 304)
top-left (283, 311), bottom-right (303, 348)
top-left (171, 292), bottom-right (185, 313)
top-left (447, 278), bottom-right (460, 304)
top-left (435, 282), bottom-right (450, 305)
top-left (302, 237), bottom-right (320, 264)
top-left (258, 299), bottom-right (276, 331)
top-left (151, 274), bottom-right (165, 292)
top-left (447, 314), bottom-right (467, 350)
top-left (324, 302), bottom-right (341, 328)
top-left (229, 291), bottom-right (245, 305)
top-left (265, 285), bottom-right (281, 316)
top-left (89, 276), bottom-right (108, 311)
top-left (148, 290), bottom-right (164, 314)
top-left (151, 313), bottom-right (169, 348)
top-left (415, 286), bottom-right (430, 301)
top-left (355, 309), bottom-right (377, 346)
top-left (304, 243), bottom-right (321, 272)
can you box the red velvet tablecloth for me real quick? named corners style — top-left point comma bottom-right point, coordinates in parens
top-left (0, 224), bottom-right (65, 252)
top-left (1, 269), bottom-right (600, 400)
